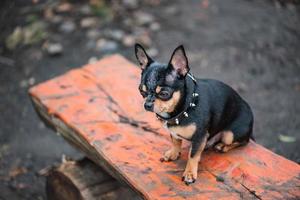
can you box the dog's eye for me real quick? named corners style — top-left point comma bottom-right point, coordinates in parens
top-left (158, 90), bottom-right (171, 100)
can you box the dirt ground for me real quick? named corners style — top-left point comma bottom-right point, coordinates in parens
top-left (0, 0), bottom-right (299, 199)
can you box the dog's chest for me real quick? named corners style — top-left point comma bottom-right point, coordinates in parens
top-left (163, 122), bottom-right (196, 140)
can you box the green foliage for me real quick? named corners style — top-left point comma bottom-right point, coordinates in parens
top-left (90, 0), bottom-right (113, 21)
top-left (5, 21), bottom-right (47, 50)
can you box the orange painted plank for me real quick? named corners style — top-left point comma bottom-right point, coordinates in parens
top-left (29, 54), bottom-right (300, 200)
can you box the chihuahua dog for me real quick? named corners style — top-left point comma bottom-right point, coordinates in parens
top-left (135, 44), bottom-right (254, 185)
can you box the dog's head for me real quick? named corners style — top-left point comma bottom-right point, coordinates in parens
top-left (135, 44), bottom-right (190, 118)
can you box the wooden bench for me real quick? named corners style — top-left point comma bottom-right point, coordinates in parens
top-left (29, 54), bottom-right (300, 200)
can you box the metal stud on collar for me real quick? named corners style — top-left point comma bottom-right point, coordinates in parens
top-left (175, 118), bottom-right (179, 125)
top-left (188, 73), bottom-right (196, 82)
top-left (183, 112), bottom-right (189, 117)
top-left (192, 93), bottom-right (199, 97)
top-left (190, 103), bottom-right (196, 107)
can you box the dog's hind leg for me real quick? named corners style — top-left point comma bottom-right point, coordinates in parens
top-left (205, 132), bottom-right (222, 150)
top-left (213, 131), bottom-right (236, 152)
top-left (214, 108), bottom-right (253, 153)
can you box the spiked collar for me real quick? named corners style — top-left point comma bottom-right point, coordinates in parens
top-left (156, 73), bottom-right (198, 125)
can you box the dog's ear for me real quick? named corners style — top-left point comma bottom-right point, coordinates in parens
top-left (167, 45), bottom-right (189, 79)
top-left (135, 43), bottom-right (152, 70)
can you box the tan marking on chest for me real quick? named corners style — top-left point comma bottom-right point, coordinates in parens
top-left (168, 123), bottom-right (197, 140)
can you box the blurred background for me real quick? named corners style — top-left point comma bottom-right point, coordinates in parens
top-left (0, 0), bottom-right (299, 199)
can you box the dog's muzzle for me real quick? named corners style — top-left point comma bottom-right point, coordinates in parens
top-left (144, 95), bottom-right (155, 111)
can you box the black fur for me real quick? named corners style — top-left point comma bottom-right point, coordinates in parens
top-left (135, 44), bottom-right (254, 158)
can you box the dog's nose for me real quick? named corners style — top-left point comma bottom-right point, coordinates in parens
top-left (144, 102), bottom-right (153, 111)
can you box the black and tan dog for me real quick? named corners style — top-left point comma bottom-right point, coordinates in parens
top-left (135, 44), bottom-right (254, 185)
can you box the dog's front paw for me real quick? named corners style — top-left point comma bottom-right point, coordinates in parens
top-left (182, 169), bottom-right (197, 185)
top-left (160, 148), bottom-right (181, 162)
top-left (182, 160), bottom-right (198, 185)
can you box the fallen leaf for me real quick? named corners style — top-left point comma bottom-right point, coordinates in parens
top-left (278, 134), bottom-right (296, 143)
top-left (56, 2), bottom-right (72, 12)
top-left (23, 21), bottom-right (47, 45)
top-left (38, 166), bottom-right (53, 176)
top-left (16, 183), bottom-right (28, 189)
top-left (5, 27), bottom-right (23, 50)
top-left (9, 167), bottom-right (28, 178)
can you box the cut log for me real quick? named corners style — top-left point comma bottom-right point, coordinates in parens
top-left (29, 54), bottom-right (300, 199)
top-left (46, 158), bottom-right (140, 200)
